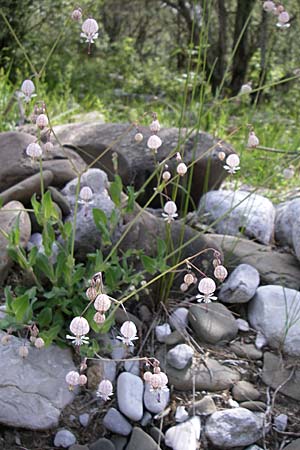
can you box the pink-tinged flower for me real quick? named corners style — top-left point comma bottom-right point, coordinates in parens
top-left (34, 337), bottom-right (45, 349)
top-left (224, 154), bottom-right (240, 174)
top-left (94, 293), bottom-right (111, 312)
top-left (147, 135), bottom-right (162, 152)
top-left (240, 82), bottom-right (252, 95)
top-left (117, 321), bottom-right (138, 346)
top-left (86, 287), bottom-right (97, 301)
top-left (150, 119), bottom-right (161, 133)
top-left (97, 379), bottom-right (113, 401)
top-left (65, 371), bottom-right (80, 390)
top-left (81, 18), bottom-right (99, 44)
top-left (43, 142), bottom-right (54, 152)
top-left (247, 131), bottom-right (259, 148)
top-left (277, 11), bottom-right (290, 28)
top-left (162, 201), bottom-right (178, 223)
top-left (134, 132), bottom-right (143, 143)
top-left (21, 79), bottom-right (36, 102)
top-left (79, 374), bottom-right (87, 386)
top-left (66, 316), bottom-right (90, 346)
top-left (19, 345), bottom-right (29, 358)
top-left (93, 312), bottom-right (106, 324)
top-left (197, 277), bottom-right (217, 303)
top-left (162, 171), bottom-right (171, 181)
top-left (180, 282), bottom-right (188, 292)
top-left (184, 273), bottom-right (196, 286)
top-left (176, 152), bottom-right (182, 161)
top-left (283, 166), bottom-right (295, 179)
top-left (214, 265), bottom-right (228, 282)
top-left (143, 371), bottom-right (153, 382)
top-left (263, 1), bottom-right (275, 13)
top-left (218, 151), bottom-right (226, 161)
top-left (149, 371), bottom-right (169, 395)
top-left (177, 162), bottom-right (187, 176)
top-left (26, 142), bottom-right (43, 160)
top-left (36, 114), bottom-right (48, 129)
top-left (71, 8), bottom-right (82, 21)
top-left (79, 186), bottom-right (93, 203)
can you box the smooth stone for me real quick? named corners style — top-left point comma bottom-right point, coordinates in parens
top-left (275, 199), bottom-right (300, 262)
top-left (48, 186), bottom-right (71, 216)
top-left (163, 330), bottom-right (185, 346)
top-left (89, 438), bottom-right (116, 450)
top-left (189, 303), bottom-right (238, 345)
top-left (155, 323), bottom-right (172, 343)
top-left (79, 413), bottom-right (90, 427)
top-left (189, 396), bottom-right (217, 415)
top-left (244, 446), bottom-right (264, 450)
top-left (262, 352), bottom-right (300, 401)
top-left (219, 264), bottom-right (260, 304)
top-left (175, 406), bottom-right (189, 422)
top-left (198, 190), bottom-right (275, 245)
top-left (248, 285), bottom-right (300, 356)
top-left (282, 439), bottom-right (300, 450)
top-left (274, 413), bottom-right (288, 431)
top-left (144, 383), bottom-right (169, 414)
top-left (124, 360), bottom-right (140, 376)
top-left (149, 427), bottom-right (165, 444)
top-left (255, 332), bottom-right (268, 350)
top-left (236, 318), bottom-right (250, 332)
top-left (0, 170), bottom-right (53, 205)
top-left (140, 411), bottom-right (152, 427)
top-left (54, 430), bottom-right (76, 448)
top-left (239, 401), bottom-right (267, 412)
top-left (117, 372), bottom-right (144, 421)
top-left (111, 435), bottom-right (127, 450)
top-left (0, 332), bottom-right (75, 430)
top-left (103, 408), bottom-right (132, 436)
top-left (165, 416), bottom-right (201, 450)
top-left (210, 234), bottom-right (300, 290)
top-left (69, 445), bottom-right (89, 450)
top-left (0, 201), bottom-right (31, 285)
top-left (166, 356), bottom-right (240, 391)
top-left (232, 381), bottom-right (260, 401)
top-left (166, 344), bottom-right (193, 370)
top-left (205, 408), bottom-right (264, 448)
top-left (125, 427), bottom-right (161, 450)
top-left (169, 308), bottom-right (189, 330)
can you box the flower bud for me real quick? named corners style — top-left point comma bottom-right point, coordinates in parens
top-left (162, 171), bottom-right (171, 181)
top-left (177, 162), bottom-right (187, 176)
top-left (71, 8), bottom-right (82, 21)
top-left (19, 345), bottom-right (29, 358)
top-left (36, 114), bottom-right (48, 129)
top-left (134, 132), bottom-right (143, 143)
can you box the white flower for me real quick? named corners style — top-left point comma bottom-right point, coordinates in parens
top-left (283, 166), bottom-right (295, 179)
top-left (240, 83), bottom-right (252, 95)
top-left (277, 11), bottom-right (290, 28)
top-left (147, 135), bottom-right (162, 152)
top-left (150, 119), bottom-right (161, 133)
top-left (197, 277), bottom-right (217, 303)
top-left (97, 379), bottom-right (113, 401)
top-left (81, 18), bottom-right (99, 43)
top-left (224, 154), bottom-right (240, 174)
top-left (117, 320), bottom-right (138, 346)
top-left (263, 1), bottom-right (275, 12)
top-left (36, 114), bottom-right (48, 129)
top-left (247, 131), bottom-right (259, 148)
top-left (218, 151), bottom-right (226, 161)
top-left (79, 186), bottom-right (93, 203)
top-left (26, 142), bottom-right (43, 159)
top-left (214, 265), bottom-right (228, 282)
top-left (79, 374), bottom-right (87, 386)
top-left (94, 293), bottom-right (111, 312)
top-left (162, 201), bottom-right (178, 223)
top-left (66, 316), bottom-right (90, 346)
top-left (43, 142), bottom-right (54, 152)
top-left (18, 345), bottom-right (29, 358)
top-left (162, 171), bottom-right (171, 181)
top-left (149, 371), bottom-right (169, 394)
top-left (34, 337), bottom-right (45, 349)
top-left (65, 370), bottom-right (80, 389)
top-left (176, 162), bottom-right (187, 176)
top-left (21, 79), bottom-right (36, 102)
top-left (71, 8), bottom-right (82, 21)
top-left (134, 132), bottom-right (143, 143)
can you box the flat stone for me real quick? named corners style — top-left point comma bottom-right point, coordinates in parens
top-left (103, 408), bottom-right (132, 436)
top-left (219, 264), bottom-right (260, 304)
top-left (236, 318), bottom-right (250, 332)
top-left (144, 383), bottom-right (169, 414)
top-left (189, 303), bottom-right (238, 345)
top-left (126, 427), bottom-right (161, 450)
top-left (262, 352), bottom-right (300, 401)
top-left (89, 438), bottom-right (116, 450)
top-left (189, 396), bottom-right (217, 415)
top-left (169, 308), bottom-right (189, 330)
top-left (166, 344), bottom-right (193, 370)
top-left (69, 445), bottom-right (89, 450)
top-left (149, 427), bottom-right (165, 444)
top-left (165, 416), bottom-right (201, 450)
top-left (282, 438), bottom-right (300, 450)
top-left (0, 331), bottom-right (75, 430)
top-left (111, 435), bottom-right (127, 450)
top-left (232, 381), bottom-right (260, 401)
top-left (239, 401), bottom-right (267, 412)
top-left (0, 171), bottom-right (53, 205)
top-left (248, 285), bottom-right (300, 356)
top-left (163, 330), bottom-right (185, 346)
top-left (79, 413), bottom-right (90, 427)
top-left (117, 372), bottom-right (144, 421)
top-left (205, 408), bottom-right (264, 448)
top-left (155, 323), bottom-right (172, 343)
top-left (54, 430), bottom-right (76, 448)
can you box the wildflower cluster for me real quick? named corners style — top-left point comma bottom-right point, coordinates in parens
top-left (147, 113), bottom-right (162, 153)
top-left (71, 6), bottom-right (99, 54)
top-left (263, 2), bottom-right (290, 28)
top-left (143, 360), bottom-right (169, 401)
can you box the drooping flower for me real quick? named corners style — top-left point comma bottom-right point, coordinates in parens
top-left (277, 11), bottom-right (290, 28)
top-left (223, 154), bottom-right (240, 174)
top-left (147, 135), bottom-right (162, 152)
top-left (184, 273), bottom-right (196, 286)
top-left (176, 152), bottom-right (182, 161)
top-left (150, 119), bottom-right (161, 133)
top-left (81, 18), bottom-right (99, 44)
top-left (117, 320), bottom-right (138, 346)
top-left (79, 186), bottom-right (93, 203)
top-left (21, 79), bottom-right (36, 102)
top-left (263, 1), bottom-right (275, 12)
top-left (180, 282), bottom-right (188, 292)
top-left (71, 8), bottom-right (82, 21)
top-left (93, 312), bottom-right (106, 324)
top-left (65, 370), bottom-right (80, 390)
top-left (66, 316), bottom-right (90, 346)
top-left (97, 379), bottom-right (113, 401)
top-left (78, 374), bottom-right (87, 386)
top-left (283, 166), bottom-right (295, 179)
top-left (177, 162), bottom-right (187, 176)
top-left (43, 141), bottom-right (54, 152)
top-left (240, 82), bottom-right (252, 95)
top-left (162, 171), bottom-right (171, 181)
top-left (247, 131), bottom-right (259, 148)
top-left (94, 293), bottom-right (111, 312)
top-left (218, 151), bottom-right (226, 161)
top-left (26, 142), bottom-right (43, 160)
top-left (214, 265), bottom-right (228, 282)
top-left (197, 277), bottom-right (217, 303)
top-left (34, 337), bottom-right (45, 349)
top-left (36, 114), bottom-right (49, 129)
top-left (86, 287), bottom-right (98, 301)
top-left (19, 345), bottom-right (29, 358)
top-left (162, 201), bottom-right (178, 223)
top-left (134, 132), bottom-right (143, 143)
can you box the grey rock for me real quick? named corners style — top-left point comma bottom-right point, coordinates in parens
top-left (275, 199), bottom-right (300, 261)
top-left (189, 396), bottom-right (217, 415)
top-left (165, 416), bottom-right (201, 450)
top-left (103, 408), bottom-right (132, 436)
top-left (244, 446), bottom-right (264, 450)
top-left (210, 234), bottom-right (300, 290)
top-left (0, 201), bottom-right (31, 285)
top-left (79, 413), bottom-right (90, 427)
top-left (48, 186), bottom-right (71, 216)
top-left (175, 406), bottom-right (189, 422)
top-left (54, 123), bottom-right (234, 209)
top-left (155, 323), bottom-right (172, 343)
top-left (117, 372), bottom-right (144, 421)
top-left (262, 352), bottom-right (300, 401)
top-left (163, 330), bottom-right (185, 345)
top-left (166, 344), bottom-right (193, 370)
top-left (255, 332), bottom-right (268, 350)
top-left (169, 308), bottom-right (189, 330)
top-left (274, 413), bottom-right (288, 431)
top-left (111, 435), bottom-right (127, 450)
top-left (0, 170), bottom-right (53, 205)
top-left (54, 430), bottom-right (76, 448)
top-left (205, 408), bottom-right (264, 448)
top-left (69, 445), bottom-right (89, 450)
top-left (149, 427), bottom-right (165, 444)
top-left (144, 383), bottom-right (169, 414)
top-left (62, 169), bottom-right (118, 259)
top-left (198, 190), bottom-right (275, 245)
top-left (282, 438), bottom-right (300, 450)
top-left (0, 332), bottom-right (75, 430)
top-left (87, 359), bottom-right (116, 390)
top-left (240, 401), bottom-right (267, 412)
top-left (188, 303), bottom-right (238, 345)
top-left (248, 285), bottom-right (300, 356)
top-left (140, 411), bottom-right (152, 427)
top-left (89, 438), bottom-right (116, 450)
top-left (219, 264), bottom-right (260, 303)
top-left (236, 318), bottom-right (250, 332)
top-left (124, 360), bottom-right (140, 376)
top-left (126, 427), bottom-right (161, 450)
top-left (232, 381), bottom-right (260, 401)
top-left (229, 342), bottom-right (263, 360)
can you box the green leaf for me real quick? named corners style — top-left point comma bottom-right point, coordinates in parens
top-left (141, 255), bottom-right (157, 275)
top-left (11, 294), bottom-right (31, 323)
top-left (40, 324), bottom-right (62, 346)
top-left (92, 208), bottom-right (111, 246)
top-left (37, 307), bottom-right (52, 327)
top-left (157, 238), bottom-right (167, 258)
top-left (43, 190), bottom-right (54, 220)
top-left (125, 186), bottom-right (136, 212)
top-left (109, 174), bottom-right (123, 207)
top-left (31, 194), bottom-right (42, 225)
top-left (34, 252), bottom-right (55, 282)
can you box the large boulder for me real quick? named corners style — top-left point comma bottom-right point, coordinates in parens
top-left (248, 285), bottom-right (300, 356)
top-left (198, 190), bottom-right (275, 245)
top-left (275, 198), bottom-right (300, 262)
top-left (262, 352), bottom-right (300, 401)
top-left (0, 332), bottom-right (75, 429)
top-left (54, 122), bottom-right (235, 208)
